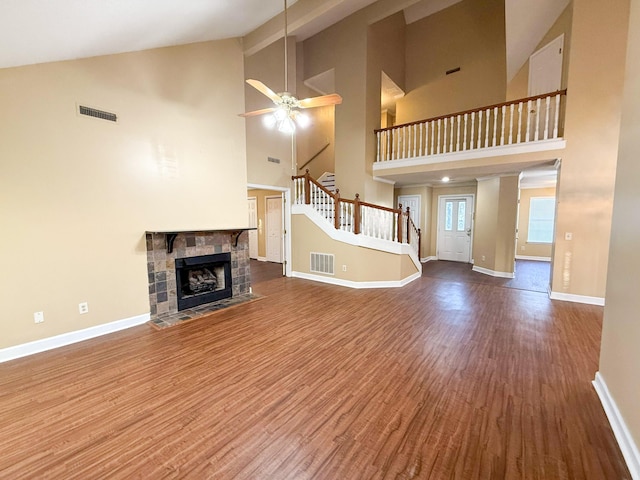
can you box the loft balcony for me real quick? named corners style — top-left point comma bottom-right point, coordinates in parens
top-left (373, 90), bottom-right (567, 178)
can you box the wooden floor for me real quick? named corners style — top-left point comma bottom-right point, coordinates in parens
top-left (0, 264), bottom-right (630, 479)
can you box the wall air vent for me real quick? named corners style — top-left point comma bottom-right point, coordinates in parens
top-left (310, 252), bottom-right (334, 275)
top-left (78, 105), bottom-right (118, 123)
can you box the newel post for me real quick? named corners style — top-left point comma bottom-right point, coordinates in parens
top-left (406, 206), bottom-right (411, 244)
top-left (304, 169), bottom-right (311, 205)
top-left (334, 189), bottom-right (341, 230)
top-left (354, 194), bottom-right (361, 235)
top-left (418, 228), bottom-right (422, 259)
top-left (397, 204), bottom-right (403, 243)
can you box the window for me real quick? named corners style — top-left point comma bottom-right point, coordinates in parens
top-left (445, 201), bottom-right (453, 231)
top-left (527, 197), bottom-right (556, 243)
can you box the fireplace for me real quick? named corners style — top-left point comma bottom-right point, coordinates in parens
top-left (175, 253), bottom-right (232, 310)
top-left (145, 230), bottom-right (251, 318)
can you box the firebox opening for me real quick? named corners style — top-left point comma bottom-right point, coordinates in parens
top-left (175, 253), bottom-right (232, 311)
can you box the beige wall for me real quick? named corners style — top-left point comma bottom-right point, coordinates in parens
top-left (0, 40), bottom-right (248, 349)
top-left (248, 189), bottom-right (282, 259)
top-left (396, 0), bottom-right (506, 124)
top-left (517, 187), bottom-right (556, 258)
top-left (551, 0), bottom-right (630, 298)
top-left (395, 185), bottom-right (433, 259)
top-left (507, 4), bottom-right (573, 100)
top-left (430, 184), bottom-right (477, 258)
top-left (291, 214), bottom-right (418, 282)
top-left (473, 176), bottom-right (519, 274)
top-left (599, 0), bottom-right (640, 454)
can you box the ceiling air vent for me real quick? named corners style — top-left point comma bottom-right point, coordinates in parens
top-left (78, 105), bottom-right (117, 123)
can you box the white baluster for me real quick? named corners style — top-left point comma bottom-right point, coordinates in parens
top-left (386, 130), bottom-right (391, 161)
top-left (492, 107), bottom-right (498, 146)
top-left (449, 116), bottom-right (454, 152)
top-left (470, 112), bottom-right (475, 150)
top-left (419, 122), bottom-right (424, 156)
top-left (485, 108), bottom-right (491, 147)
top-left (544, 96), bottom-right (551, 140)
top-left (517, 102), bottom-right (523, 143)
top-left (500, 106), bottom-right (506, 145)
top-left (412, 124), bottom-right (417, 157)
top-left (525, 100), bottom-right (531, 142)
top-left (553, 94), bottom-right (561, 138)
top-left (534, 98), bottom-right (541, 141)
top-left (376, 131), bottom-right (381, 163)
top-left (477, 110), bottom-right (483, 149)
top-left (456, 115), bottom-right (461, 151)
top-left (437, 119), bottom-right (442, 154)
top-left (509, 104), bottom-right (514, 144)
top-left (443, 117), bottom-right (448, 153)
top-left (430, 121), bottom-right (435, 155)
top-left (463, 113), bottom-right (468, 151)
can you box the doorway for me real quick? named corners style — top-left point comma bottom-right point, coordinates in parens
top-left (437, 195), bottom-right (474, 263)
top-left (247, 197), bottom-right (258, 259)
top-left (397, 194), bottom-right (421, 229)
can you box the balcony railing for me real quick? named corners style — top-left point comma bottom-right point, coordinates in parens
top-left (375, 90), bottom-right (567, 163)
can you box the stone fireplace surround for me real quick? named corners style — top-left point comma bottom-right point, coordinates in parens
top-left (145, 230), bottom-right (250, 318)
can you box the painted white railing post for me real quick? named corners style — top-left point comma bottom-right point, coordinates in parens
top-left (492, 107), bottom-right (498, 146)
top-left (508, 104), bottom-right (514, 144)
top-left (485, 108), bottom-right (491, 147)
top-left (525, 100), bottom-right (532, 143)
top-left (534, 98), bottom-right (541, 141)
top-left (477, 110), bottom-right (483, 149)
top-left (500, 106), bottom-right (506, 146)
top-left (449, 116), bottom-right (455, 152)
top-left (544, 96), bottom-right (551, 140)
top-left (463, 113), bottom-right (468, 151)
top-left (553, 93), bottom-right (561, 139)
top-left (470, 112), bottom-right (476, 150)
top-left (437, 119), bottom-right (442, 154)
top-left (430, 121), bottom-right (435, 155)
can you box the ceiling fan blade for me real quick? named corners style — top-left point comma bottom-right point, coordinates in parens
top-left (238, 107), bottom-right (277, 118)
top-left (246, 79), bottom-right (282, 104)
top-left (298, 93), bottom-right (343, 109)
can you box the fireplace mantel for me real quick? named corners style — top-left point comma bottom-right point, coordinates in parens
top-left (146, 228), bottom-right (256, 253)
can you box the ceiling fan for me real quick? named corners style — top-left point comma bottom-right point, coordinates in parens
top-left (239, 0), bottom-right (342, 133)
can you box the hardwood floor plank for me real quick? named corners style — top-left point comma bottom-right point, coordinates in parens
top-left (0, 267), bottom-right (631, 479)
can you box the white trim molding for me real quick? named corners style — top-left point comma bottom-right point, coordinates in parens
top-left (516, 255), bottom-right (551, 261)
top-left (472, 265), bottom-right (515, 279)
top-left (549, 291), bottom-right (605, 306)
top-left (292, 271), bottom-right (421, 289)
top-left (0, 313), bottom-right (150, 363)
top-left (422, 256), bottom-right (437, 263)
top-left (593, 372), bottom-right (640, 479)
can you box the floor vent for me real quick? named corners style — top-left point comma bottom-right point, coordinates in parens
top-left (310, 252), bottom-right (334, 275)
top-left (78, 105), bottom-right (117, 123)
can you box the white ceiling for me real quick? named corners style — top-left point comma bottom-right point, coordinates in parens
top-left (0, 0), bottom-right (301, 69)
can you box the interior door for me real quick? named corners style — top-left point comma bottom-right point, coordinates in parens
top-left (438, 196), bottom-right (473, 262)
top-left (266, 196), bottom-right (283, 263)
top-left (529, 34), bottom-right (564, 138)
top-left (247, 197), bottom-right (258, 259)
top-left (398, 194), bottom-right (421, 228)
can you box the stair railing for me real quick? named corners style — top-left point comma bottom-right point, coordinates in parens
top-left (375, 89), bottom-right (567, 163)
top-left (293, 170), bottom-right (420, 256)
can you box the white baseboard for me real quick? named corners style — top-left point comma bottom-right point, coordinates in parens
top-left (549, 291), bottom-right (605, 306)
top-left (516, 255), bottom-right (551, 261)
top-left (472, 265), bottom-right (515, 279)
top-left (291, 271), bottom-right (421, 289)
top-left (421, 256), bottom-right (437, 263)
top-left (0, 313), bottom-right (150, 364)
top-left (593, 372), bottom-right (640, 479)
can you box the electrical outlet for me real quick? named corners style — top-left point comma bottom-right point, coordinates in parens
top-left (481, 255), bottom-right (486, 261)
top-left (79, 302), bottom-right (89, 314)
top-left (565, 232), bottom-right (573, 240)
top-left (342, 265), bottom-right (347, 272)
top-left (34, 311), bottom-right (44, 324)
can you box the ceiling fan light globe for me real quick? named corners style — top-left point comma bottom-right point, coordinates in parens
top-left (295, 112), bottom-right (311, 129)
top-left (274, 108), bottom-right (287, 121)
top-left (278, 117), bottom-right (296, 134)
top-left (263, 114), bottom-right (277, 129)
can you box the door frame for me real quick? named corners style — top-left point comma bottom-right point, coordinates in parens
top-left (247, 183), bottom-right (291, 277)
top-left (247, 196), bottom-right (258, 259)
top-left (436, 194), bottom-right (475, 263)
top-left (528, 34), bottom-right (564, 96)
top-left (397, 194), bottom-right (421, 229)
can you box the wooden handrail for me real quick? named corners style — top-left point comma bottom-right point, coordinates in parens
top-left (374, 89), bottom-right (567, 133)
top-left (298, 143), bottom-right (330, 171)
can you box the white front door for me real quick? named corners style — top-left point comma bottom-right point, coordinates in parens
top-left (247, 197), bottom-right (258, 259)
top-left (266, 196), bottom-right (283, 263)
top-left (398, 194), bottom-right (421, 228)
top-left (438, 195), bottom-right (473, 262)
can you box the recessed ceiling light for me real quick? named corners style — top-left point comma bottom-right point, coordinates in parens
top-left (442, 176), bottom-right (450, 183)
